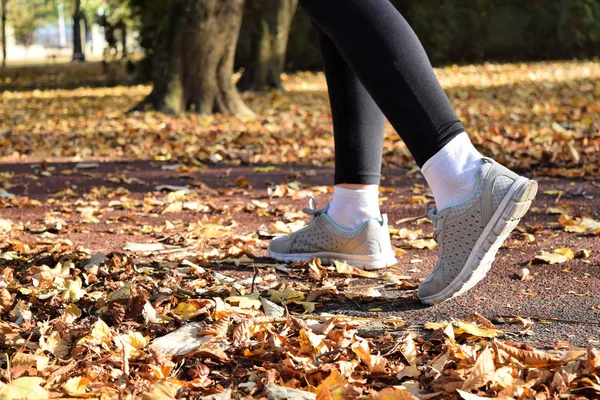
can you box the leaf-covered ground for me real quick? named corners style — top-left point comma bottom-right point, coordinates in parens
top-left (0, 61), bottom-right (599, 399)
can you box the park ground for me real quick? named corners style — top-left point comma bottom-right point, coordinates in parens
top-left (0, 60), bottom-right (599, 398)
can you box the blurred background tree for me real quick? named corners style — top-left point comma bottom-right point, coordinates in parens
top-left (6, 0), bottom-right (54, 47)
top-left (130, 0), bottom-right (253, 116)
top-left (236, 0), bottom-right (298, 91)
top-left (1, 0), bottom-right (599, 112)
top-left (1, 0), bottom-right (7, 67)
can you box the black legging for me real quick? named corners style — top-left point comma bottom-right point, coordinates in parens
top-left (301, 0), bottom-right (465, 185)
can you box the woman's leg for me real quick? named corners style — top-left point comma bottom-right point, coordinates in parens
top-left (299, 0), bottom-right (464, 167)
top-left (298, 0), bottom-right (538, 304)
top-left (313, 26), bottom-right (385, 230)
top-left (315, 27), bottom-right (385, 187)
top-left (267, 26), bottom-right (397, 270)
top-left (300, 0), bottom-right (486, 212)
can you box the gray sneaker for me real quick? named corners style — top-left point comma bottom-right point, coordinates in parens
top-left (418, 158), bottom-right (538, 305)
top-left (268, 197), bottom-right (397, 270)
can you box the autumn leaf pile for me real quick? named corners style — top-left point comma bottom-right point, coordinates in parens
top-left (0, 60), bottom-right (599, 398)
top-left (1, 60), bottom-right (599, 176)
top-left (1, 244), bottom-right (599, 399)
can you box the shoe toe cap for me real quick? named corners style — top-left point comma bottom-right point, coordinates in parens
top-left (268, 235), bottom-right (295, 254)
top-left (417, 273), bottom-right (448, 304)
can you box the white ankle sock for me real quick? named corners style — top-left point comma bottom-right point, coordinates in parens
top-left (421, 132), bottom-right (484, 211)
top-left (326, 185), bottom-right (381, 230)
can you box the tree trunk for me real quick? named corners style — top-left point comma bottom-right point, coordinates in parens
top-left (117, 20), bottom-right (127, 59)
top-left (131, 0), bottom-right (252, 116)
top-left (238, 0), bottom-right (298, 91)
top-left (121, 23), bottom-right (127, 59)
top-left (72, 0), bottom-right (85, 61)
top-left (1, 0), bottom-right (7, 68)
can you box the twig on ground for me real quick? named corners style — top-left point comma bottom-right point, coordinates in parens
top-left (250, 266), bottom-right (259, 294)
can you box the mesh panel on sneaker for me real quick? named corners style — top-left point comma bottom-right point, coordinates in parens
top-left (289, 219), bottom-right (344, 253)
top-left (287, 216), bottom-right (384, 255)
top-left (438, 210), bottom-right (484, 286)
top-left (491, 175), bottom-right (514, 210)
top-left (435, 162), bottom-right (491, 286)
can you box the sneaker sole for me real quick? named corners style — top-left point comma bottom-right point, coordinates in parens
top-left (268, 250), bottom-right (398, 271)
top-left (418, 177), bottom-right (538, 305)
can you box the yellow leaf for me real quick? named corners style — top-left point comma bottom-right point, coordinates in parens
top-left (0, 377), bottom-right (48, 400)
top-left (251, 199), bottom-right (269, 209)
top-left (533, 251), bottom-right (568, 265)
top-left (293, 301), bottom-right (316, 313)
top-left (234, 176), bottom-right (250, 188)
top-left (456, 389), bottom-right (490, 400)
top-left (316, 369), bottom-right (347, 400)
top-left (63, 277), bottom-right (85, 301)
top-left (161, 201), bottom-right (183, 214)
top-left (397, 228), bottom-right (422, 240)
top-left (409, 195), bottom-right (427, 204)
top-left (172, 301), bottom-right (203, 320)
top-left (374, 388), bottom-right (418, 400)
top-left (253, 166), bottom-right (279, 173)
top-left (407, 238), bottom-right (437, 250)
top-left (553, 248), bottom-right (574, 259)
top-left (542, 189), bottom-right (563, 196)
top-left (381, 272), bottom-right (411, 282)
top-left (455, 320), bottom-right (502, 338)
top-left (114, 332), bottom-right (150, 359)
top-left (351, 339), bottom-right (387, 373)
top-left (269, 287), bottom-right (305, 303)
top-left (424, 321), bottom-right (449, 330)
top-left (564, 225), bottom-right (587, 233)
top-left (91, 318), bottom-right (112, 341)
top-left (225, 294), bottom-right (262, 309)
top-left (140, 380), bottom-right (182, 400)
top-left (546, 207), bottom-right (566, 215)
top-left (63, 303), bottom-right (82, 322)
top-left (300, 329), bottom-right (328, 354)
top-left (62, 376), bottom-right (91, 397)
top-left (76, 318), bottom-right (112, 351)
top-left (333, 260), bottom-right (378, 278)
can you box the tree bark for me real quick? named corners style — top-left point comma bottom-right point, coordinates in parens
top-left (131, 0), bottom-right (252, 116)
top-left (117, 20), bottom-right (127, 59)
top-left (72, 0), bottom-right (85, 61)
top-left (238, 0), bottom-right (298, 91)
top-left (1, 0), bottom-right (7, 68)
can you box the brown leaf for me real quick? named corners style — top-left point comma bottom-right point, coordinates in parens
top-left (461, 346), bottom-right (496, 391)
top-left (198, 317), bottom-right (230, 337)
top-left (140, 380), bottom-right (182, 400)
top-left (495, 341), bottom-right (566, 367)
